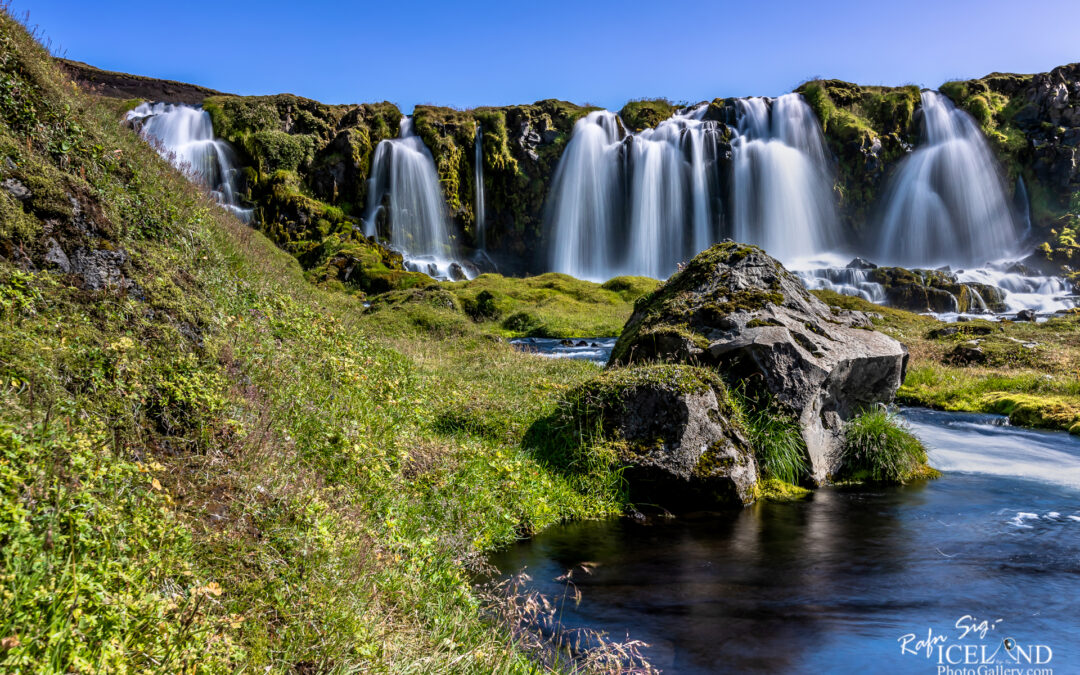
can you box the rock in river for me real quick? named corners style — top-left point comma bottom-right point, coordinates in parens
top-left (609, 241), bottom-right (908, 482)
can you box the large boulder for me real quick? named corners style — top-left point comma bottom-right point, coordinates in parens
top-left (610, 241), bottom-right (908, 482)
top-left (540, 364), bottom-right (757, 508)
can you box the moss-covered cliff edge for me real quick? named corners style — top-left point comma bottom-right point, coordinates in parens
top-left (64, 59), bottom-right (1080, 280)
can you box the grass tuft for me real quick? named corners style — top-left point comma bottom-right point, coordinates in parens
top-left (840, 409), bottom-right (935, 484)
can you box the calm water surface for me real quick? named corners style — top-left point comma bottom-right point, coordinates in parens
top-left (489, 409), bottom-right (1080, 673)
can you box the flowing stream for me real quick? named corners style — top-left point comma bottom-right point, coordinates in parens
top-left (489, 409), bottom-right (1080, 673)
top-left (126, 102), bottom-right (252, 222)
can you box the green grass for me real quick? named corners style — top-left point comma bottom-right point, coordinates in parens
top-left (443, 272), bottom-right (659, 338)
top-left (0, 12), bottom-right (630, 672)
top-left (814, 290), bottom-right (1080, 434)
top-left (737, 400), bottom-right (808, 485)
top-left (839, 410), bottom-right (936, 483)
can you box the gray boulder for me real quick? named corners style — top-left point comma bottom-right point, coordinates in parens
top-left (610, 241), bottom-right (908, 483)
top-left (548, 364), bottom-right (757, 507)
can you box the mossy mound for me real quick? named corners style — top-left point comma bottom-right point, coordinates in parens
top-left (610, 241), bottom-right (786, 365)
top-left (443, 272), bottom-right (659, 338)
top-left (797, 79), bottom-right (921, 233)
top-left (618, 98), bottom-right (677, 131)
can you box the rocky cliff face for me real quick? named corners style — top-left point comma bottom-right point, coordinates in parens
top-left (62, 59), bottom-right (1080, 281)
top-left (411, 100), bottom-right (593, 273)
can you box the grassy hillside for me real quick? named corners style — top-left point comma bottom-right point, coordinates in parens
top-left (0, 12), bottom-right (631, 673)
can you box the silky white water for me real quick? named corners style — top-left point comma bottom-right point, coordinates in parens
top-left (875, 91), bottom-right (1020, 267)
top-left (731, 94), bottom-right (840, 263)
top-left (364, 116), bottom-right (465, 278)
top-left (474, 124), bottom-right (486, 251)
top-left (126, 102), bottom-right (252, 222)
top-left (547, 105), bottom-right (723, 281)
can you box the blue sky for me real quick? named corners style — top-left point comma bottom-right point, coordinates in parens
top-left (15, 0), bottom-right (1080, 112)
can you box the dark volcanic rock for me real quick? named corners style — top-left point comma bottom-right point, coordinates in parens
top-left (1015, 309), bottom-right (1037, 322)
top-left (946, 344), bottom-right (987, 365)
top-left (58, 58), bottom-right (225, 105)
top-left (69, 248), bottom-right (129, 290)
top-left (847, 257), bottom-right (878, 270)
top-left (610, 242), bottom-right (908, 482)
top-left (546, 364), bottom-right (757, 507)
top-left (869, 266), bottom-right (1007, 313)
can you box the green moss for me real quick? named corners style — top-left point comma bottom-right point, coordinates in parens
top-left (618, 98), bottom-right (677, 131)
top-left (753, 478), bottom-right (811, 502)
top-left (612, 241), bottom-right (784, 364)
top-left (797, 80), bottom-right (921, 230)
top-left (0, 190), bottom-right (38, 242)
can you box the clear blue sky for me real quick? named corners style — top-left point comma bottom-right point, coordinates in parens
top-left (14, 0), bottom-right (1080, 112)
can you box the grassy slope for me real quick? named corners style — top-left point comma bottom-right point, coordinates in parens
top-left (0, 13), bottom-right (623, 673)
top-left (815, 291), bottom-right (1080, 433)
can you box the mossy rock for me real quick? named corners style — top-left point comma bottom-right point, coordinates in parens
top-left (527, 363), bottom-right (757, 508)
top-left (618, 99), bottom-right (677, 132)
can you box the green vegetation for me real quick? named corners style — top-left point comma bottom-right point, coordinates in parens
top-left (737, 400), bottom-right (808, 485)
top-left (814, 290), bottom-right (1080, 434)
top-left (797, 80), bottom-right (921, 230)
top-left (444, 272), bottom-right (659, 338)
top-left (618, 98), bottom-right (677, 131)
top-left (0, 13), bottom-right (635, 672)
top-left (839, 409), bottom-right (936, 483)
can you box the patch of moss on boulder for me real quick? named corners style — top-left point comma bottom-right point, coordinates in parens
top-left (527, 363), bottom-right (758, 508)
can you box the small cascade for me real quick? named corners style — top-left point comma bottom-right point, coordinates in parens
top-left (956, 266), bottom-right (1075, 314)
top-left (796, 265), bottom-right (886, 303)
top-left (962, 284), bottom-right (989, 313)
top-left (126, 102), bottom-right (252, 222)
top-left (365, 116), bottom-right (465, 279)
top-left (474, 124), bottom-right (486, 251)
top-left (731, 94), bottom-right (840, 263)
top-left (547, 105), bottom-right (723, 281)
top-left (875, 90), bottom-right (1019, 267)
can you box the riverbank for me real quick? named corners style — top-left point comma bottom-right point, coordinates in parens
top-left (815, 290), bottom-right (1080, 433)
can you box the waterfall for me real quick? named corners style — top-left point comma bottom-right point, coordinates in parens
top-left (1015, 175), bottom-right (1032, 241)
top-left (875, 90), bottom-right (1019, 267)
top-left (126, 102), bottom-right (252, 222)
top-left (474, 124), bottom-right (486, 251)
top-left (546, 105), bottom-right (723, 281)
top-left (730, 94), bottom-right (840, 263)
top-left (364, 116), bottom-right (459, 276)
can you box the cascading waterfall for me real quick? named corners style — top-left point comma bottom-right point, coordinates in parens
top-left (547, 105), bottom-right (723, 281)
top-left (474, 124), bottom-right (486, 251)
top-left (731, 94), bottom-right (840, 263)
top-left (126, 102), bottom-right (252, 222)
top-left (875, 90), bottom-right (1020, 267)
top-left (365, 116), bottom-right (461, 278)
